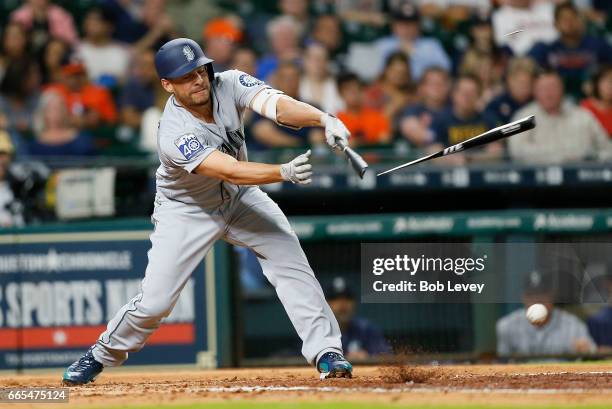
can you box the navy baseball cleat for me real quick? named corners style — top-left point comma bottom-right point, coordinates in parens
top-left (317, 352), bottom-right (353, 379)
top-left (62, 346), bottom-right (104, 386)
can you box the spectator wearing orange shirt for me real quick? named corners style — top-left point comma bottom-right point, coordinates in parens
top-left (45, 58), bottom-right (117, 129)
top-left (582, 65), bottom-right (612, 138)
top-left (336, 73), bottom-right (390, 146)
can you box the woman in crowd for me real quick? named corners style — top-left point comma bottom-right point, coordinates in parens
top-left (582, 65), bottom-right (612, 138)
top-left (29, 91), bottom-right (95, 157)
top-left (299, 43), bottom-right (344, 115)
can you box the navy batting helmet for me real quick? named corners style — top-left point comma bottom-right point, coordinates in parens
top-left (154, 38), bottom-right (214, 81)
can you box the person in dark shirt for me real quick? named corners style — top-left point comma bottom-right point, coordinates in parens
top-left (528, 2), bottom-right (612, 99)
top-left (430, 74), bottom-right (501, 165)
top-left (398, 66), bottom-right (451, 148)
top-left (587, 269), bottom-right (612, 352)
top-left (325, 277), bottom-right (391, 360)
top-left (486, 57), bottom-right (537, 124)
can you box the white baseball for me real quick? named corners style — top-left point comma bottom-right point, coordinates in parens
top-left (526, 303), bottom-right (548, 325)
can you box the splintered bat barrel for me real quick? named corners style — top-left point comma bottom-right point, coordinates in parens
top-left (336, 139), bottom-right (368, 178)
top-left (377, 115), bottom-right (536, 176)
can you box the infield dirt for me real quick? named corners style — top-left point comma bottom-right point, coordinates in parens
top-left (0, 362), bottom-right (610, 408)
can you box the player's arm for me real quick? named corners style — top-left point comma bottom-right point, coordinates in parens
top-left (194, 149), bottom-right (312, 185)
top-left (249, 89), bottom-right (350, 150)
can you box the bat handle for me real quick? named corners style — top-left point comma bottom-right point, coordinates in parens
top-left (335, 137), bottom-right (369, 179)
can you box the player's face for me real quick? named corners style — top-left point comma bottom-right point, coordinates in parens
top-left (165, 66), bottom-right (211, 108)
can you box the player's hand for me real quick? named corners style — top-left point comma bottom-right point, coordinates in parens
top-left (321, 113), bottom-right (350, 150)
top-left (280, 150), bottom-right (312, 185)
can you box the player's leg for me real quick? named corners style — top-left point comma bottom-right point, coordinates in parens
top-left (63, 198), bottom-right (224, 384)
top-left (224, 187), bottom-right (350, 378)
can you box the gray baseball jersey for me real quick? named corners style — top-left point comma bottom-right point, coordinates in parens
top-left (92, 70), bottom-right (343, 366)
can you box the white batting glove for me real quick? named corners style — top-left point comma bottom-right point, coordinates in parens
top-left (321, 113), bottom-right (350, 150)
top-left (280, 150), bottom-right (312, 184)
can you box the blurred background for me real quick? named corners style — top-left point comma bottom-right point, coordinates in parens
top-left (0, 0), bottom-right (611, 371)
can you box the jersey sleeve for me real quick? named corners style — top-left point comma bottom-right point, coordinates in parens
top-left (159, 130), bottom-right (216, 173)
top-left (226, 69), bottom-right (271, 111)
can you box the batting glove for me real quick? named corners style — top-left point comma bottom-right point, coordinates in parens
top-left (280, 150), bottom-right (312, 184)
top-left (321, 113), bottom-right (350, 150)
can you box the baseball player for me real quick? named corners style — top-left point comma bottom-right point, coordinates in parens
top-left (62, 38), bottom-right (352, 384)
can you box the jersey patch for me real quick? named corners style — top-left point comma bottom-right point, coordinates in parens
top-left (239, 73), bottom-right (263, 88)
top-left (175, 133), bottom-right (206, 160)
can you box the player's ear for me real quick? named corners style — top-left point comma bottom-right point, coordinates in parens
top-left (160, 78), bottom-right (174, 93)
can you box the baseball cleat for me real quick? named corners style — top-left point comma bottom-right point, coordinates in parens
top-left (62, 346), bottom-right (104, 386)
top-left (317, 352), bottom-right (353, 380)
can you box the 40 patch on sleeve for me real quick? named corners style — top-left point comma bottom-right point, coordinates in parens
top-left (175, 133), bottom-right (206, 160)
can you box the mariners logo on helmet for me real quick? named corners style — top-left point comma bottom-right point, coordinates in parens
top-left (183, 46), bottom-right (195, 62)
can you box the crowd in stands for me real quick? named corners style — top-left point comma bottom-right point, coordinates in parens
top-left (0, 0), bottom-right (612, 164)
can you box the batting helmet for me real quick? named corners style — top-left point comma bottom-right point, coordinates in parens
top-left (154, 38), bottom-right (214, 82)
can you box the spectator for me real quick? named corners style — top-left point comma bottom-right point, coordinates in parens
top-left (299, 43), bottom-right (344, 115)
top-left (586, 268), bottom-right (612, 351)
top-left (249, 61), bottom-right (323, 149)
top-left (119, 48), bottom-right (166, 153)
top-left (336, 0), bottom-right (387, 43)
top-left (45, 58), bottom-right (118, 129)
top-left (430, 74), bottom-right (501, 164)
top-left (278, 0), bottom-right (311, 34)
top-left (0, 22), bottom-right (30, 82)
top-left (0, 58), bottom-right (41, 136)
top-left (10, 0), bottom-right (78, 51)
top-left (0, 131), bottom-right (24, 228)
top-left (257, 16), bottom-right (302, 81)
top-left (325, 277), bottom-right (391, 360)
top-left (78, 6), bottom-right (131, 86)
top-left (308, 14), bottom-right (345, 65)
top-left (398, 67), bottom-right (451, 148)
top-left (231, 47), bottom-right (258, 76)
top-left (492, 0), bottom-right (557, 56)
top-left (131, 0), bottom-right (180, 52)
top-left (365, 52), bottom-right (415, 124)
top-left (377, 3), bottom-right (451, 81)
top-left (414, 0), bottom-right (492, 22)
top-left (529, 2), bottom-right (612, 100)
top-left (581, 65), bottom-right (612, 138)
top-left (39, 38), bottom-right (70, 85)
top-left (497, 271), bottom-right (596, 357)
top-left (509, 70), bottom-right (612, 164)
top-left (485, 57), bottom-right (537, 124)
top-left (336, 72), bottom-right (391, 146)
top-left (29, 91), bottom-right (95, 157)
top-left (202, 17), bottom-right (243, 74)
top-left (459, 49), bottom-right (504, 107)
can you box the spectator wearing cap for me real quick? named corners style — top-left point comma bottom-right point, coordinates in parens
top-left (496, 270), bottom-right (596, 358)
top-left (325, 277), bottom-right (391, 360)
top-left (10, 0), bottom-right (78, 52)
top-left (529, 2), bottom-right (612, 100)
top-left (202, 17), bottom-right (244, 73)
top-left (0, 58), bottom-right (41, 136)
top-left (0, 131), bottom-right (24, 228)
top-left (78, 7), bottom-right (131, 87)
top-left (256, 16), bottom-right (302, 81)
top-left (376, 3), bottom-right (451, 81)
top-left (398, 66), bottom-right (451, 148)
top-left (336, 72), bottom-right (390, 146)
top-left (429, 74), bottom-right (501, 165)
top-left (299, 43), bottom-right (344, 115)
top-left (581, 65), bottom-right (612, 138)
top-left (45, 58), bottom-right (117, 129)
top-left (28, 91), bottom-right (96, 158)
top-left (509, 70), bottom-right (612, 164)
top-left (492, 0), bottom-right (557, 57)
top-left (485, 57), bottom-right (536, 124)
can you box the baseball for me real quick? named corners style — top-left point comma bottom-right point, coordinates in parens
top-left (526, 303), bottom-right (548, 325)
